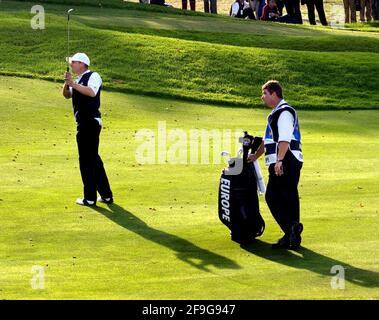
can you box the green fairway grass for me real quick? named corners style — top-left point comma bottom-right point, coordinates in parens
top-left (1, 0), bottom-right (378, 300)
top-left (1, 0), bottom-right (379, 109)
top-left (0, 76), bottom-right (378, 299)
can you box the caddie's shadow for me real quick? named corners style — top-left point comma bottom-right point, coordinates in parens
top-left (241, 240), bottom-right (379, 288)
top-left (91, 203), bottom-right (241, 272)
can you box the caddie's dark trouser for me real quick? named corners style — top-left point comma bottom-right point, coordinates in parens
top-left (76, 119), bottom-right (112, 202)
top-left (265, 151), bottom-right (302, 235)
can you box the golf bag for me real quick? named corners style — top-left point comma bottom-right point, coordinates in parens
top-left (218, 132), bottom-right (265, 244)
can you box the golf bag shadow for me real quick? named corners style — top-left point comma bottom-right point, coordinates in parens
top-left (218, 132), bottom-right (265, 244)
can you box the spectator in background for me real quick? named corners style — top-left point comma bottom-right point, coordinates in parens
top-left (204, 0), bottom-right (218, 13)
top-left (150, 0), bottom-right (164, 5)
top-left (290, 0), bottom-right (303, 23)
top-left (182, 0), bottom-right (196, 10)
top-left (343, 0), bottom-right (357, 23)
top-left (276, 0), bottom-right (285, 14)
top-left (261, 0), bottom-right (298, 22)
top-left (230, 0), bottom-right (256, 19)
top-left (258, 0), bottom-right (267, 17)
top-left (277, 0), bottom-right (303, 23)
top-left (360, 0), bottom-right (374, 21)
top-left (250, 0), bottom-right (262, 19)
top-left (141, 0), bottom-right (173, 7)
top-left (302, 0), bottom-right (328, 25)
top-left (374, 0), bottom-right (378, 19)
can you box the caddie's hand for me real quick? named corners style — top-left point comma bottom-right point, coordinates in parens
top-left (274, 161), bottom-right (284, 176)
top-left (247, 154), bottom-right (257, 163)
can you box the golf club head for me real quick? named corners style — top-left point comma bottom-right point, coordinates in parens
top-left (67, 9), bottom-right (74, 71)
top-left (67, 8), bottom-right (74, 20)
top-left (221, 151), bottom-right (231, 158)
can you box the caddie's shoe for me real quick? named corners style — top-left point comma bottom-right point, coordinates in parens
top-left (97, 196), bottom-right (113, 204)
top-left (272, 235), bottom-right (290, 249)
top-left (76, 198), bottom-right (96, 206)
top-left (289, 222), bottom-right (303, 250)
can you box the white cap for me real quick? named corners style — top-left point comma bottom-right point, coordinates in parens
top-left (69, 52), bottom-right (90, 66)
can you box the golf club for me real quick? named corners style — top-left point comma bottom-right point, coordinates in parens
top-left (221, 151), bottom-right (231, 158)
top-left (66, 8), bottom-right (74, 72)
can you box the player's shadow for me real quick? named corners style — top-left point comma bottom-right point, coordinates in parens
top-left (90, 203), bottom-right (240, 272)
top-left (241, 240), bottom-right (379, 288)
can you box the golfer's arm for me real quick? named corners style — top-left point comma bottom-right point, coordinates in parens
top-left (62, 84), bottom-right (72, 99)
top-left (277, 141), bottom-right (290, 161)
top-left (72, 83), bottom-right (96, 97)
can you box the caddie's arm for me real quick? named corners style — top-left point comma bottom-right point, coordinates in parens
top-left (274, 141), bottom-right (289, 176)
top-left (276, 141), bottom-right (289, 161)
top-left (247, 140), bottom-right (265, 162)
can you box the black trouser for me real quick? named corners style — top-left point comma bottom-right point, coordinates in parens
top-left (265, 151), bottom-right (302, 235)
top-left (76, 119), bottom-right (112, 202)
top-left (283, 0), bottom-right (303, 23)
top-left (182, 0), bottom-right (196, 10)
top-left (237, 8), bottom-right (256, 19)
top-left (204, 0), bottom-right (217, 14)
top-left (277, 14), bottom-right (299, 23)
top-left (306, 0), bottom-right (328, 25)
top-left (277, 0), bottom-right (285, 15)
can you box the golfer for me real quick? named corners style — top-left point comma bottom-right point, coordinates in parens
top-left (62, 52), bottom-right (113, 206)
top-left (248, 80), bottom-right (303, 249)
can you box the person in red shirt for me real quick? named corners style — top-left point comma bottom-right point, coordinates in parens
top-left (261, 0), bottom-right (280, 20)
top-left (261, 0), bottom-right (297, 23)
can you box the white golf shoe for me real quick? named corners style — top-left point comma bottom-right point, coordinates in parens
top-left (75, 198), bottom-right (95, 206)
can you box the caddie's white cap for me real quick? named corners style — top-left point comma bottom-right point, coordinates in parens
top-left (69, 52), bottom-right (90, 66)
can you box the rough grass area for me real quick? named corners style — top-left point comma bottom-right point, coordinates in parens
top-left (1, 1), bottom-right (378, 109)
